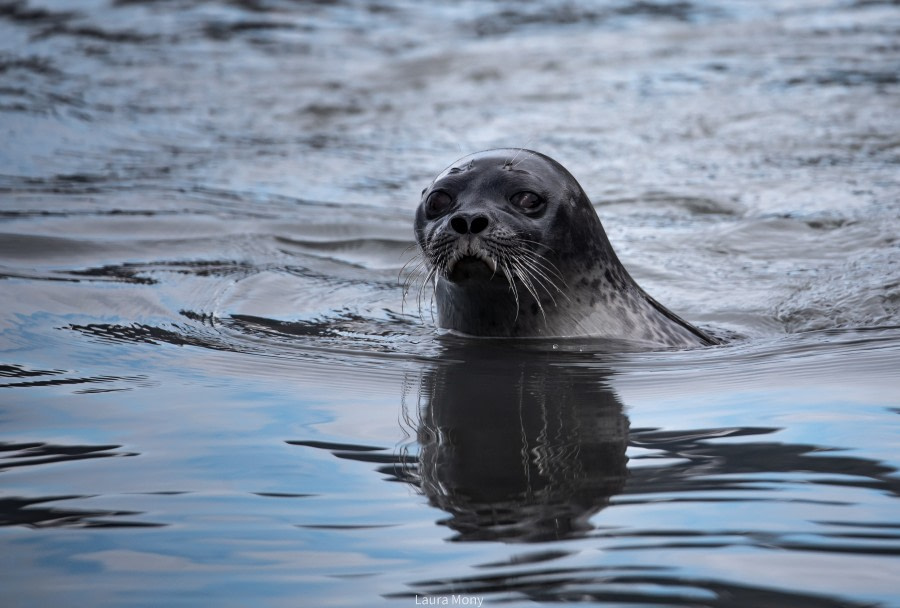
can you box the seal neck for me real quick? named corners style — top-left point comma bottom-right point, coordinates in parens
top-left (434, 276), bottom-right (554, 337)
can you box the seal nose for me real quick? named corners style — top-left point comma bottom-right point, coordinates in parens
top-left (450, 215), bottom-right (490, 235)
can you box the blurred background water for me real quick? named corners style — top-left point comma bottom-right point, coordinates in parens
top-left (1, 0), bottom-right (899, 606)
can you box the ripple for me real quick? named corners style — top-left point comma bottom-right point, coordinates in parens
top-left (0, 441), bottom-right (137, 470)
top-left (0, 494), bottom-right (164, 529)
top-left (0, 364), bottom-right (149, 391)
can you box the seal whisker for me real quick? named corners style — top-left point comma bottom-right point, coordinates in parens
top-left (505, 146), bottom-right (539, 170)
top-left (507, 236), bottom-right (566, 283)
top-left (504, 148), bottom-right (524, 169)
top-left (417, 264), bottom-right (439, 323)
top-left (507, 257), bottom-right (549, 321)
top-left (514, 254), bottom-right (566, 305)
top-left (518, 248), bottom-right (569, 294)
top-left (521, 260), bottom-right (557, 305)
top-left (401, 259), bottom-right (430, 315)
top-left (406, 268), bottom-right (428, 319)
top-left (400, 242), bottom-right (433, 294)
top-left (501, 240), bottom-right (564, 289)
top-left (399, 250), bottom-right (427, 288)
top-left (497, 258), bottom-right (522, 321)
top-left (514, 247), bottom-right (567, 286)
top-left (411, 261), bottom-right (431, 318)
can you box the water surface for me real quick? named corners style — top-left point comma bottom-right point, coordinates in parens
top-left (2, 0), bottom-right (899, 606)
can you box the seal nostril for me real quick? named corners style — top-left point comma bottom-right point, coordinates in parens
top-left (450, 216), bottom-right (468, 234)
top-left (470, 216), bottom-right (489, 234)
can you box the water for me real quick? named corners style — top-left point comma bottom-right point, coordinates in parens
top-left (2, 0), bottom-right (899, 606)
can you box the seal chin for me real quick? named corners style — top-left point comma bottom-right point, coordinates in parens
top-left (448, 255), bottom-right (498, 283)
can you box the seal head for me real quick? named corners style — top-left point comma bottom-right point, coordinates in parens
top-left (412, 149), bottom-right (716, 348)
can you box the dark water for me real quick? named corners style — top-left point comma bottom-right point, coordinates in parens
top-left (2, 0), bottom-right (900, 606)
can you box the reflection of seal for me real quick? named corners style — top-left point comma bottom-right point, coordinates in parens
top-left (413, 340), bottom-right (629, 542)
top-left (411, 149), bottom-right (717, 347)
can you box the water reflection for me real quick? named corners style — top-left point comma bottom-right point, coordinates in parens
top-left (0, 441), bottom-right (137, 471)
top-left (624, 425), bottom-right (900, 506)
top-left (0, 494), bottom-right (164, 529)
top-left (290, 335), bottom-right (900, 552)
top-left (0, 441), bottom-right (163, 529)
top-left (409, 339), bottom-right (629, 542)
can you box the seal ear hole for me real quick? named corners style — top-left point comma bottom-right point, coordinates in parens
top-left (425, 191), bottom-right (453, 217)
top-left (510, 191), bottom-right (544, 212)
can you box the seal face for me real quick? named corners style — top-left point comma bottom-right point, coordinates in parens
top-left (411, 148), bottom-right (717, 348)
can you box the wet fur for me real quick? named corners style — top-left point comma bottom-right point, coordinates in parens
top-left (405, 149), bottom-right (717, 348)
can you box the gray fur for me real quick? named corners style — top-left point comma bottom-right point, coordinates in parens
top-left (409, 149), bottom-right (717, 348)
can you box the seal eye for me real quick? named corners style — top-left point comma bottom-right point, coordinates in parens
top-left (425, 191), bottom-right (452, 217)
top-left (510, 191), bottom-right (543, 212)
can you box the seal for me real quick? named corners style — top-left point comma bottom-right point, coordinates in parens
top-left (410, 148), bottom-right (718, 348)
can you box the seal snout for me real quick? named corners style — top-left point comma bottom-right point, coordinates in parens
top-left (443, 212), bottom-right (498, 281)
top-left (449, 213), bottom-right (490, 235)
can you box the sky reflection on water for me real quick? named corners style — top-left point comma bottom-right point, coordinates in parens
top-left (2, 0), bottom-right (900, 605)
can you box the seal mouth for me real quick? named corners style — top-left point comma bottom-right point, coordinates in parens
top-left (447, 254), bottom-right (498, 282)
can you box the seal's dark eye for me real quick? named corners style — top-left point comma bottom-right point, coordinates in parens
top-left (510, 191), bottom-right (543, 211)
top-left (425, 191), bottom-right (452, 217)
